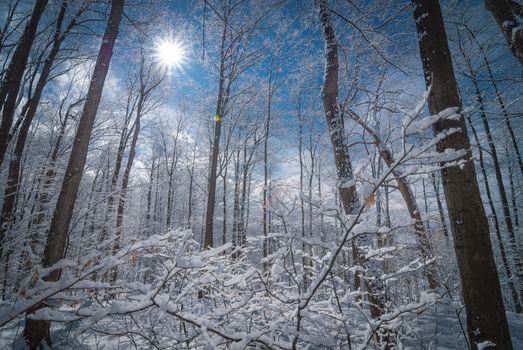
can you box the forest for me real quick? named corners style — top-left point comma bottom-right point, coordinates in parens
top-left (0, 0), bottom-right (522, 349)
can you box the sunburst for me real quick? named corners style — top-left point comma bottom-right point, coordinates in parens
top-left (153, 36), bottom-right (187, 70)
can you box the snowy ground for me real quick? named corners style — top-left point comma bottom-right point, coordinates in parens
top-left (0, 303), bottom-right (521, 349)
top-left (401, 306), bottom-right (523, 349)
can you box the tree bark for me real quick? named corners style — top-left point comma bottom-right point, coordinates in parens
top-left (204, 14), bottom-right (227, 249)
top-left (0, 0), bottom-right (48, 168)
top-left (466, 113), bottom-right (522, 312)
top-left (0, 0), bottom-right (88, 244)
top-left (470, 26), bottom-right (523, 177)
top-left (100, 81), bottom-right (137, 242)
top-left (485, 0), bottom-right (523, 66)
top-left (459, 37), bottom-right (523, 307)
top-left (262, 71), bottom-right (273, 267)
top-left (430, 173), bottom-right (448, 237)
top-left (412, 0), bottom-right (512, 347)
top-left (23, 0), bottom-right (123, 347)
top-left (232, 146), bottom-right (241, 247)
top-left (348, 112), bottom-right (439, 289)
top-left (317, 0), bottom-right (386, 328)
top-left (111, 56), bottom-right (164, 280)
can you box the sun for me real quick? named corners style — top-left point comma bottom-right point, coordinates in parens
top-left (153, 36), bottom-right (187, 70)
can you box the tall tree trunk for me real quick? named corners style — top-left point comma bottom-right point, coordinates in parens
top-left (166, 174), bottom-right (174, 227)
top-left (506, 151), bottom-right (519, 230)
top-left (30, 97), bottom-right (83, 233)
top-left (0, 0), bottom-right (21, 59)
top-left (466, 113), bottom-right (522, 312)
top-left (307, 133), bottom-right (316, 238)
top-left (232, 146), bottom-right (240, 247)
top-left (317, 158), bottom-right (325, 236)
top-left (0, 0), bottom-right (48, 168)
top-left (100, 94), bottom-right (134, 242)
top-left (204, 15), bottom-right (227, 249)
top-left (111, 54), bottom-right (164, 278)
top-left (145, 154), bottom-right (156, 228)
top-left (23, 1), bottom-right (123, 347)
top-left (384, 183), bottom-right (391, 228)
top-left (348, 113), bottom-right (440, 289)
top-left (238, 142), bottom-right (249, 247)
top-left (164, 129), bottom-right (180, 228)
top-left (317, 0), bottom-right (386, 327)
top-left (375, 155), bottom-right (382, 227)
top-left (0, 0), bottom-right (88, 243)
top-left (412, 0), bottom-right (512, 347)
top-left (422, 179), bottom-right (430, 229)
top-left (460, 38), bottom-right (523, 306)
top-left (476, 31), bottom-right (523, 177)
top-left (430, 173), bottom-right (448, 237)
top-left (298, 101), bottom-right (305, 243)
top-left (112, 109), bottom-right (141, 273)
top-left (262, 71), bottom-right (274, 266)
top-left (187, 157), bottom-right (195, 229)
top-left (485, 0), bottom-right (523, 66)
top-left (222, 169), bottom-right (227, 245)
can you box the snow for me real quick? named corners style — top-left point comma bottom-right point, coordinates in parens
top-left (512, 25), bottom-right (522, 37)
top-left (359, 181), bottom-right (375, 206)
top-left (341, 180), bottom-right (355, 189)
top-left (503, 20), bottom-right (515, 29)
top-left (476, 340), bottom-right (496, 350)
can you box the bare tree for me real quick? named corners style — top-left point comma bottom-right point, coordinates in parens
top-left (99, 75), bottom-right (139, 243)
top-left (347, 110), bottom-right (439, 290)
top-left (111, 53), bottom-right (165, 281)
top-left (457, 30), bottom-right (522, 311)
top-left (317, 0), bottom-right (386, 326)
top-left (23, 0), bottom-right (124, 346)
top-left (162, 119), bottom-right (183, 229)
top-left (0, 0), bottom-right (49, 168)
top-left (0, 0), bottom-right (89, 244)
top-left (412, 0), bottom-right (512, 347)
top-left (204, 0), bottom-right (271, 248)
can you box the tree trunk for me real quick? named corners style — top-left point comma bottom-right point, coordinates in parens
top-left (166, 176), bottom-right (174, 227)
top-left (238, 142), bottom-right (249, 247)
top-left (317, 158), bottom-right (325, 236)
top-left (460, 39), bottom-right (522, 307)
top-left (187, 156), bottom-right (195, 229)
top-left (232, 146), bottom-right (240, 247)
top-left (430, 173), bottom-right (448, 237)
top-left (0, 0), bottom-right (79, 243)
top-left (375, 156), bottom-right (382, 227)
top-left (485, 0), bottom-right (523, 66)
top-left (479, 33), bottom-right (523, 177)
top-left (298, 101), bottom-right (305, 240)
top-left (349, 113), bottom-right (440, 289)
top-left (0, 0), bottom-right (49, 168)
top-left (262, 71), bottom-right (273, 266)
top-left (164, 129), bottom-right (180, 228)
top-left (23, 1), bottom-right (123, 347)
top-left (100, 104), bottom-right (133, 242)
top-left (145, 154), bottom-right (156, 227)
top-left (112, 107), bottom-right (141, 272)
top-left (30, 97), bottom-right (83, 233)
top-left (204, 15), bottom-right (227, 249)
top-left (412, 0), bottom-right (512, 347)
top-left (222, 170), bottom-right (227, 245)
top-left (466, 113), bottom-right (522, 312)
top-left (317, 0), bottom-right (386, 327)
top-left (506, 152), bottom-right (519, 230)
